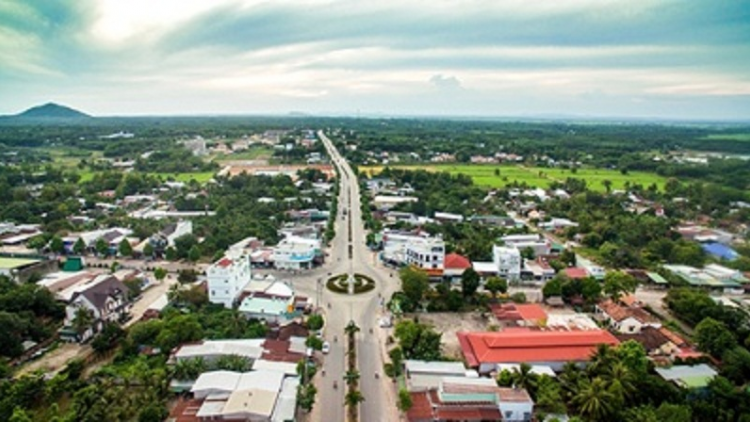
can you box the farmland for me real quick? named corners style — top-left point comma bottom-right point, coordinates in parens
top-left (361, 164), bottom-right (667, 192)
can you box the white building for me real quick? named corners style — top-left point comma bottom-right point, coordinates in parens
top-left (500, 234), bottom-right (551, 257)
top-left (538, 218), bottom-right (578, 231)
top-left (272, 236), bottom-right (320, 270)
top-left (61, 275), bottom-right (130, 342)
top-left (405, 237), bottom-right (445, 272)
top-left (493, 245), bottom-right (521, 282)
top-left (207, 254), bottom-right (252, 308)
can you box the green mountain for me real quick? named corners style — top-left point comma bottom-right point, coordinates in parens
top-left (15, 102), bottom-right (91, 119)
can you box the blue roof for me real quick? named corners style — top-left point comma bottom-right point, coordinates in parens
top-left (701, 242), bottom-right (739, 261)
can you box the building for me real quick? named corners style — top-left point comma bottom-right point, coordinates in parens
top-left (491, 304), bottom-right (548, 328)
top-left (407, 377), bottom-right (533, 422)
top-left (538, 218), bottom-right (578, 231)
top-left (405, 236), bottom-right (445, 276)
top-left (595, 299), bottom-right (661, 334)
top-left (443, 253), bottom-right (472, 282)
top-left (63, 227), bottom-right (133, 254)
top-left (207, 254), bottom-right (252, 308)
top-left (373, 195), bottom-right (418, 210)
top-left (434, 212), bottom-right (464, 223)
top-left (522, 258), bottom-right (556, 283)
top-left (272, 236), bottom-right (320, 270)
top-left (500, 234), bottom-right (551, 257)
top-left (655, 364), bottom-right (718, 389)
top-left (404, 360), bottom-right (474, 391)
top-left (238, 279), bottom-right (299, 324)
top-left (493, 245), bottom-right (521, 282)
top-left (149, 220), bottom-right (192, 251)
top-left (458, 329), bottom-right (619, 373)
top-left (61, 275), bottom-right (130, 342)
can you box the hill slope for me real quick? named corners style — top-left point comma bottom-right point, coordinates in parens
top-left (15, 102), bottom-right (91, 119)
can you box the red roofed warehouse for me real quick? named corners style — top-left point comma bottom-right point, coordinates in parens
top-left (458, 329), bottom-right (619, 373)
top-left (443, 253), bottom-right (472, 282)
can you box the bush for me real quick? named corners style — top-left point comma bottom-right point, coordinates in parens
top-left (307, 314), bottom-right (324, 331)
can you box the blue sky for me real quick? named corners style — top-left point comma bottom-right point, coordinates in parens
top-left (1, 0), bottom-right (749, 119)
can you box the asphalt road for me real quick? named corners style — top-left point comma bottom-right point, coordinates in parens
top-left (305, 131), bottom-right (400, 422)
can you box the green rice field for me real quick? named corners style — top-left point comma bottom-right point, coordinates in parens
top-left (361, 164), bottom-right (667, 192)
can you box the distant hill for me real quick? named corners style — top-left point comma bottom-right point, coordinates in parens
top-left (14, 102), bottom-right (91, 119)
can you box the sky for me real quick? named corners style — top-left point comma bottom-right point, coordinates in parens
top-left (1, 0), bottom-right (749, 120)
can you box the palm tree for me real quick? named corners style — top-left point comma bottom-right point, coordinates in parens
top-left (511, 363), bottom-right (539, 394)
top-left (344, 320), bottom-right (360, 336)
top-left (72, 307), bottom-right (95, 339)
top-left (603, 361), bottom-right (635, 406)
top-left (215, 354), bottom-right (251, 372)
top-left (572, 377), bottom-right (616, 422)
top-left (173, 357), bottom-right (207, 380)
top-left (558, 362), bottom-right (584, 401)
top-left (588, 343), bottom-right (616, 377)
top-left (345, 390), bottom-right (365, 407)
top-left (343, 370), bottom-right (360, 386)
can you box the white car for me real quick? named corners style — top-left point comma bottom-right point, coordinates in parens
top-left (322, 341), bottom-right (330, 354)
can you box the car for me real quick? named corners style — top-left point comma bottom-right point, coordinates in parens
top-left (322, 341), bottom-right (330, 354)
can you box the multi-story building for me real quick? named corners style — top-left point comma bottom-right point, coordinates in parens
top-left (272, 236), bottom-right (321, 270)
top-left (499, 234), bottom-right (551, 257)
top-left (207, 254), bottom-right (251, 308)
top-left (405, 237), bottom-right (445, 274)
top-left (493, 245), bottom-right (521, 282)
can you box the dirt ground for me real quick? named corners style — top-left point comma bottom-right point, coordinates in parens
top-left (410, 312), bottom-right (493, 359)
top-left (16, 343), bottom-right (91, 377)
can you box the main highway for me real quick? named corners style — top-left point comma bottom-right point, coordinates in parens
top-left (280, 131), bottom-right (401, 422)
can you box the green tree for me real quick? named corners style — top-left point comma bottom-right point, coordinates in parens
top-left (394, 319), bottom-right (442, 361)
top-left (298, 384), bottom-right (317, 412)
top-left (143, 242), bottom-right (154, 258)
top-left (215, 354), bottom-right (252, 372)
top-left (95, 238), bottom-right (109, 256)
top-left (153, 267), bottom-right (167, 283)
top-left (461, 267), bottom-right (480, 299)
top-left (603, 272), bottom-right (638, 302)
top-left (306, 336), bottom-right (323, 350)
top-left (345, 390), bottom-right (365, 407)
top-left (521, 246), bottom-right (535, 260)
top-left (118, 239), bottom-right (133, 257)
top-left (307, 314), bottom-right (324, 331)
top-left (343, 369), bottom-right (360, 386)
top-left (721, 346), bottom-right (750, 384)
top-left (485, 277), bottom-right (507, 299)
top-left (72, 307), bottom-right (95, 338)
top-left (173, 357), bottom-right (208, 380)
top-left (695, 317), bottom-right (738, 358)
top-left (543, 277), bottom-right (564, 298)
top-left (400, 266), bottom-right (429, 309)
top-left (138, 404), bottom-right (167, 422)
top-left (73, 238), bottom-right (86, 255)
top-left (9, 408), bottom-right (33, 422)
top-left (398, 388), bottom-right (413, 412)
top-left (187, 245), bottom-right (202, 262)
top-left (511, 363), bottom-right (539, 392)
top-left (165, 246), bottom-right (177, 261)
top-left (50, 236), bottom-right (64, 254)
top-left (572, 377), bottom-right (616, 422)
top-left (178, 269), bottom-right (197, 284)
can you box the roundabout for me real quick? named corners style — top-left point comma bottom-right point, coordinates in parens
top-left (326, 273), bottom-right (376, 295)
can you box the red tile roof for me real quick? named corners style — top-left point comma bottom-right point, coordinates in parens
top-left (444, 253), bottom-right (472, 270)
top-left (491, 303), bottom-right (548, 322)
top-left (216, 257), bottom-right (232, 268)
top-left (564, 267), bottom-right (589, 279)
top-left (458, 329), bottom-right (619, 367)
top-left (598, 299), bottom-right (658, 324)
top-left (407, 390), bottom-right (503, 422)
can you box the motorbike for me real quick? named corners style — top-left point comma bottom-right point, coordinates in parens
top-left (333, 381), bottom-right (338, 389)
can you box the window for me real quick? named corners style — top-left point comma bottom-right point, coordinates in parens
top-left (211, 290), bottom-right (215, 295)
top-left (505, 411), bottom-right (513, 419)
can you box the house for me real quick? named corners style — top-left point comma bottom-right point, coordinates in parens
top-left (538, 218), bottom-right (578, 231)
top-left (184, 370), bottom-right (298, 422)
top-left (434, 212), bottom-right (464, 224)
top-left (207, 254), bottom-right (252, 308)
top-left (616, 326), bottom-right (688, 358)
top-left (407, 377), bottom-right (534, 422)
top-left (272, 236), bottom-right (321, 270)
top-left (405, 236), bottom-right (446, 277)
top-left (443, 253), bottom-right (472, 282)
top-left (372, 195), bottom-right (418, 210)
top-left (595, 299), bottom-right (661, 334)
top-left (493, 245), bottom-right (521, 282)
top-left (61, 275), bottom-right (130, 342)
top-left (491, 304), bottom-right (548, 328)
top-left (500, 234), bottom-right (551, 257)
top-left (404, 360), bottom-right (473, 391)
top-left (149, 220), bottom-right (192, 252)
top-left (458, 329), bottom-right (619, 373)
top-left (238, 279), bottom-right (299, 324)
top-left (522, 258), bottom-right (556, 283)
top-left (563, 267), bottom-right (589, 280)
top-left (655, 364), bottom-right (718, 389)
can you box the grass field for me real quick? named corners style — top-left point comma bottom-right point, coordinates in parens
top-left (147, 172), bottom-right (216, 183)
top-left (361, 164), bottom-right (666, 192)
top-left (704, 133), bottom-right (750, 142)
top-left (0, 257), bottom-right (40, 269)
top-left (215, 146), bottom-right (273, 161)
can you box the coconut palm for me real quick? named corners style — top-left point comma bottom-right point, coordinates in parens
top-left (558, 362), bottom-right (584, 401)
top-left (215, 354), bottom-right (251, 372)
top-left (345, 390), bottom-right (365, 407)
top-left (572, 377), bottom-right (616, 422)
top-left (344, 320), bottom-right (360, 336)
top-left (511, 363), bottom-right (539, 394)
top-left (603, 361), bottom-right (636, 406)
top-left (343, 370), bottom-right (360, 386)
top-left (588, 343), bottom-right (616, 377)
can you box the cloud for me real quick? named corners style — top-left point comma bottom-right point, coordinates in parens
top-left (429, 74), bottom-right (462, 90)
top-left (0, 0), bottom-right (748, 119)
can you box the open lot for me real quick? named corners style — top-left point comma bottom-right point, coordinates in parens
top-left (214, 145), bottom-right (273, 161)
top-left (362, 164), bottom-right (667, 192)
top-left (411, 312), bottom-right (492, 359)
top-left (147, 172), bottom-right (216, 183)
